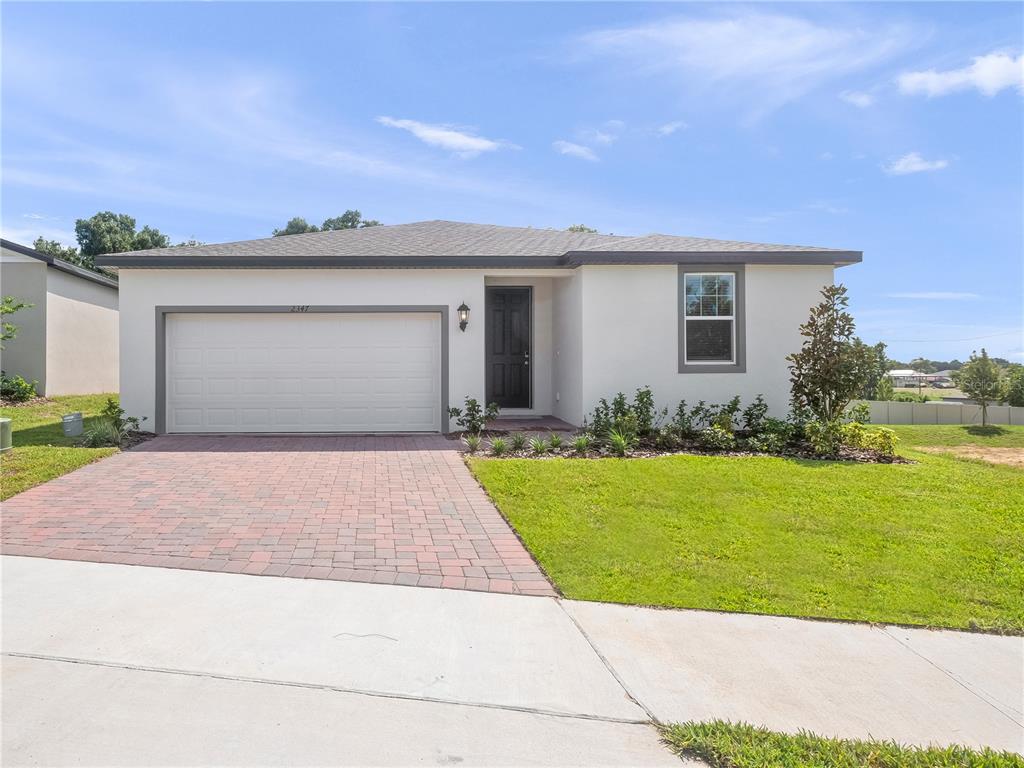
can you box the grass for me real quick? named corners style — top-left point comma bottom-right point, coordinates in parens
top-left (469, 425), bottom-right (1024, 633)
top-left (894, 386), bottom-right (966, 400)
top-left (888, 424), bottom-right (1024, 449)
top-left (1, 394), bottom-right (119, 500)
top-left (660, 721), bottom-right (1023, 768)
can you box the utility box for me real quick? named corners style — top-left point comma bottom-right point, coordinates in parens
top-left (0, 418), bottom-right (11, 453)
top-left (62, 412), bottom-right (84, 437)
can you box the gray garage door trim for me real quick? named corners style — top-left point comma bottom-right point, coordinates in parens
top-left (155, 305), bottom-right (450, 435)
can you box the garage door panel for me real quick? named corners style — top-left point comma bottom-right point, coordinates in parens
top-left (166, 312), bottom-right (441, 433)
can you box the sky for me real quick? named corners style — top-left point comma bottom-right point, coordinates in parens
top-left (2, 1), bottom-right (1022, 363)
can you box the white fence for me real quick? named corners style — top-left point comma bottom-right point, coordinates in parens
top-left (856, 400), bottom-right (1024, 426)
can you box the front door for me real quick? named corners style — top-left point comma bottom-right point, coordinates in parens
top-left (486, 287), bottom-right (531, 408)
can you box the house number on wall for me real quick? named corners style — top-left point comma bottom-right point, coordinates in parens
top-left (290, 305), bottom-right (310, 312)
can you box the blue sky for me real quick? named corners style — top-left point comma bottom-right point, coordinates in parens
top-left (2, 2), bottom-right (1021, 362)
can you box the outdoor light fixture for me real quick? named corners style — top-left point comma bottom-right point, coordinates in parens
top-left (457, 303), bottom-right (470, 332)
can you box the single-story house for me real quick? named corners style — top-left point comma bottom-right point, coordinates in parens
top-left (1, 238), bottom-right (119, 396)
top-left (96, 220), bottom-right (861, 434)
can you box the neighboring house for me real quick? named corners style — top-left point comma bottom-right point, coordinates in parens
top-left (1, 239), bottom-right (119, 396)
top-left (96, 220), bottom-right (861, 434)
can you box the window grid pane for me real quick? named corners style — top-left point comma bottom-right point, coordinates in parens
top-left (684, 273), bottom-right (734, 318)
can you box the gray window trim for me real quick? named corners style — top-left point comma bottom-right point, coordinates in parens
top-left (678, 265), bottom-right (746, 374)
top-left (154, 305), bottom-right (450, 435)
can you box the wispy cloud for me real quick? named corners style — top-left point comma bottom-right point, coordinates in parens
top-left (553, 140), bottom-right (599, 162)
top-left (839, 90), bottom-right (874, 108)
top-left (375, 116), bottom-right (514, 158)
top-left (575, 11), bottom-right (915, 118)
top-left (656, 120), bottom-right (687, 137)
top-left (883, 152), bottom-right (948, 175)
top-left (884, 292), bottom-right (981, 300)
top-left (898, 52), bottom-right (1024, 97)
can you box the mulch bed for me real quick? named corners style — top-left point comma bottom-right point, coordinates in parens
top-left (0, 396), bottom-right (52, 408)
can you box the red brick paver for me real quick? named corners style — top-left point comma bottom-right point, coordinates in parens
top-left (1, 435), bottom-right (555, 596)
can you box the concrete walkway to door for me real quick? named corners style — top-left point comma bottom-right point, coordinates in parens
top-left (0, 434), bottom-right (555, 596)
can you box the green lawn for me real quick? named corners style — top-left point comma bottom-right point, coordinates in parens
top-left (660, 721), bottom-right (1023, 768)
top-left (470, 425), bottom-right (1024, 632)
top-left (888, 424), bottom-right (1024, 449)
top-left (1, 394), bottom-right (119, 500)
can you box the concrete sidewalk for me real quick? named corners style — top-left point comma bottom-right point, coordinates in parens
top-left (3, 556), bottom-right (1021, 766)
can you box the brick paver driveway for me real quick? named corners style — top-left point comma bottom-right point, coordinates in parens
top-left (1, 435), bottom-right (555, 596)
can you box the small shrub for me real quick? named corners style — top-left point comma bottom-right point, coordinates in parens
top-left (698, 425), bottom-right (736, 451)
top-left (746, 432), bottom-right (786, 453)
top-left (489, 437), bottom-right (507, 456)
top-left (761, 417), bottom-right (794, 443)
top-left (529, 437), bottom-right (548, 455)
top-left (893, 392), bottom-right (928, 403)
top-left (845, 402), bottom-right (871, 424)
top-left (741, 395), bottom-right (769, 434)
top-left (572, 434), bottom-right (591, 455)
top-left (0, 371), bottom-right (37, 402)
top-left (608, 429), bottom-right (631, 457)
top-left (612, 411), bottom-right (639, 443)
top-left (632, 386), bottom-right (659, 436)
top-left (548, 432), bottom-right (563, 450)
top-left (588, 398), bottom-right (613, 439)
top-left (448, 397), bottom-right (500, 435)
top-left (510, 432), bottom-right (527, 451)
top-left (841, 421), bottom-right (868, 449)
top-left (863, 427), bottom-right (899, 456)
top-left (689, 400), bottom-right (714, 431)
top-left (713, 396), bottom-right (742, 431)
top-left (99, 397), bottom-right (144, 435)
top-left (80, 418), bottom-right (122, 447)
top-left (670, 400), bottom-right (696, 437)
top-left (463, 434), bottom-right (482, 453)
top-left (655, 427), bottom-right (679, 450)
top-left (805, 419), bottom-right (844, 455)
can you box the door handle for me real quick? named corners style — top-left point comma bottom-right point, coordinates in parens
top-left (523, 352), bottom-right (530, 367)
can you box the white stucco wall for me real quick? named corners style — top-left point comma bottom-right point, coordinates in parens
top-left (45, 269), bottom-right (119, 395)
top-left (0, 252), bottom-right (48, 392)
top-left (551, 273), bottom-right (583, 424)
top-left (578, 264), bottom-right (835, 420)
top-left (117, 269), bottom-right (488, 429)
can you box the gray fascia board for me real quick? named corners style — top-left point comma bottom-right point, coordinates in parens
top-left (99, 250), bottom-right (861, 269)
top-left (1, 238), bottom-right (119, 288)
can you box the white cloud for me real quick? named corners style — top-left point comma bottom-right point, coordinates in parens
top-left (22, 212), bottom-right (50, 220)
top-left (376, 116), bottom-right (512, 158)
top-left (884, 292), bottom-right (981, 300)
top-left (576, 11), bottom-right (914, 117)
top-left (883, 152), bottom-right (948, 175)
top-left (839, 90), bottom-right (874, 107)
top-left (553, 140), bottom-right (599, 162)
top-left (656, 120), bottom-right (687, 136)
top-left (898, 52), bottom-right (1024, 97)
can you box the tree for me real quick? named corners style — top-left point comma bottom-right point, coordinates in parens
top-left (32, 237), bottom-right (80, 262)
top-left (874, 375), bottom-right (895, 402)
top-left (954, 349), bottom-right (1003, 425)
top-left (1003, 365), bottom-right (1024, 408)
top-left (71, 211), bottom-right (170, 269)
top-left (175, 239), bottom-right (206, 247)
top-left (859, 341), bottom-right (891, 400)
top-left (786, 284), bottom-right (874, 423)
top-left (567, 224), bottom-right (598, 233)
top-left (1, 296), bottom-right (32, 349)
top-left (321, 210), bottom-right (381, 230)
top-left (272, 217), bottom-right (320, 236)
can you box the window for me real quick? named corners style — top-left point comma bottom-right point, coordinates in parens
top-left (684, 273), bottom-right (735, 363)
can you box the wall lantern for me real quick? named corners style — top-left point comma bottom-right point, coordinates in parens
top-left (457, 303), bottom-right (470, 332)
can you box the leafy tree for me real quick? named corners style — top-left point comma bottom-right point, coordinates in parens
top-left (786, 284), bottom-right (874, 423)
top-left (72, 211), bottom-right (169, 269)
top-left (1, 296), bottom-right (32, 349)
top-left (321, 210), bottom-right (381, 230)
top-left (567, 224), bottom-right (598, 233)
top-left (273, 217), bottom-right (320, 236)
top-left (1003, 365), bottom-right (1024, 408)
top-left (954, 349), bottom-right (1003, 425)
top-left (32, 237), bottom-right (79, 262)
top-left (859, 341), bottom-right (891, 400)
top-left (874, 375), bottom-right (895, 402)
top-left (132, 225), bottom-right (171, 251)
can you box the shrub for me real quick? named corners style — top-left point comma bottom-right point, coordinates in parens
top-left (100, 397), bottom-right (144, 435)
top-left (893, 392), bottom-right (928, 403)
top-left (761, 417), bottom-right (794, 443)
top-left (841, 421), bottom-right (868, 449)
top-left (608, 429), bottom-right (631, 457)
top-left (655, 427), bottom-right (679, 450)
top-left (845, 402), bottom-right (871, 425)
top-left (510, 432), bottom-right (527, 451)
top-left (632, 386), bottom-right (661, 436)
top-left (698, 425), bottom-right (736, 451)
top-left (805, 419), bottom-right (844, 455)
top-left (689, 401), bottom-right (714, 431)
top-left (81, 418), bottom-right (122, 447)
top-left (548, 432), bottom-right (563, 450)
top-left (0, 371), bottom-right (37, 402)
top-left (572, 434), bottom-right (591, 455)
top-left (670, 400), bottom-right (696, 437)
top-left (529, 437), bottom-right (548, 455)
top-left (588, 398), bottom-right (613, 438)
top-left (741, 395), bottom-right (769, 434)
top-left (463, 434), bottom-right (482, 453)
top-left (746, 432), bottom-right (786, 453)
top-left (863, 428), bottom-right (899, 456)
top-left (489, 437), bottom-right (507, 456)
top-left (448, 397), bottom-right (499, 435)
top-left (712, 396), bottom-right (742, 431)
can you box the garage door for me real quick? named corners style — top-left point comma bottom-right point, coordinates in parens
top-left (165, 312), bottom-right (441, 433)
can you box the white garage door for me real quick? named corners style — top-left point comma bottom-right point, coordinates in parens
top-left (166, 312), bottom-right (441, 433)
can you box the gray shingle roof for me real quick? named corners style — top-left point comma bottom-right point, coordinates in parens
top-left (96, 220), bottom-right (860, 268)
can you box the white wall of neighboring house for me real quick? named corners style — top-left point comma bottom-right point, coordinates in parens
top-left (551, 272), bottom-right (583, 425)
top-left (44, 268), bottom-right (119, 395)
top-left (0, 251), bottom-right (48, 390)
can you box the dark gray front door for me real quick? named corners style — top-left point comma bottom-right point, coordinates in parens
top-left (486, 287), bottom-right (531, 408)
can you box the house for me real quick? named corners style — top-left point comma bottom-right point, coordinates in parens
top-left (1, 239), bottom-right (119, 396)
top-left (886, 369), bottom-right (923, 388)
top-left (96, 220), bottom-right (861, 434)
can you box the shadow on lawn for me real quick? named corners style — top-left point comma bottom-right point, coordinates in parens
top-left (965, 425), bottom-right (1008, 437)
top-left (9, 416), bottom-right (109, 448)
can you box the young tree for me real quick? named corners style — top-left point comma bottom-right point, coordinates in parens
top-left (859, 341), bottom-right (891, 400)
top-left (954, 349), bottom-right (1003, 425)
top-left (1003, 365), bottom-right (1024, 408)
top-left (874, 375), bottom-right (895, 402)
top-left (32, 237), bottom-right (80, 262)
top-left (786, 284), bottom-right (874, 423)
top-left (1, 296), bottom-right (32, 349)
top-left (272, 217), bottom-right (320, 236)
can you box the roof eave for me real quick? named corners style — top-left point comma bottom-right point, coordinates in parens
top-left (1, 238), bottom-right (120, 288)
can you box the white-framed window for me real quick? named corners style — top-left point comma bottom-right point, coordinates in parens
top-left (683, 272), bottom-right (735, 364)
